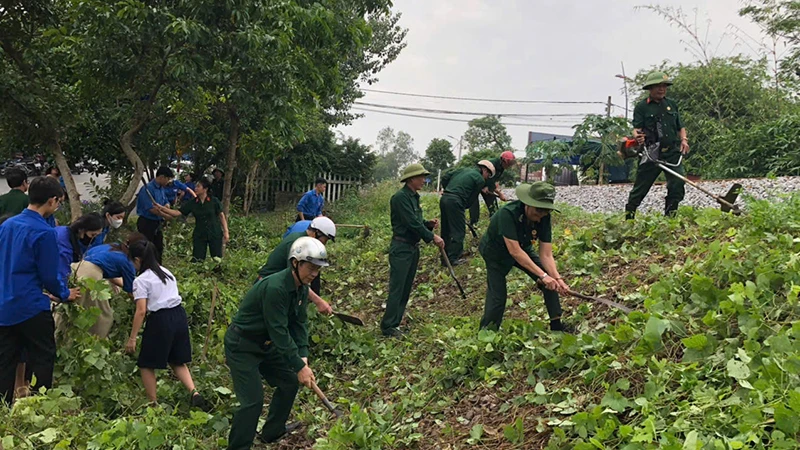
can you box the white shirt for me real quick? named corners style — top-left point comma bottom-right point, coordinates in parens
top-left (132, 267), bottom-right (182, 312)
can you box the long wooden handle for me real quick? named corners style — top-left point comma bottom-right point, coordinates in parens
top-left (201, 283), bottom-right (218, 360)
top-left (337, 224), bottom-right (367, 229)
top-left (439, 247), bottom-right (466, 299)
top-left (655, 162), bottom-right (737, 210)
top-left (311, 381), bottom-right (342, 417)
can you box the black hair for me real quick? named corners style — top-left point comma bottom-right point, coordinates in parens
top-left (0, 214), bottom-right (11, 226)
top-left (185, 172), bottom-right (197, 182)
top-left (28, 176), bottom-right (63, 205)
top-left (315, 177), bottom-right (327, 186)
top-left (155, 166), bottom-right (174, 179)
top-left (101, 199), bottom-right (125, 218)
top-left (5, 168), bottom-right (27, 189)
top-left (109, 232), bottom-right (148, 257)
top-left (48, 167), bottom-right (60, 176)
top-left (196, 178), bottom-right (211, 190)
top-left (129, 239), bottom-right (173, 284)
top-left (67, 213), bottom-right (104, 261)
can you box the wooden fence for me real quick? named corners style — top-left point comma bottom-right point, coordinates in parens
top-left (250, 173), bottom-right (360, 211)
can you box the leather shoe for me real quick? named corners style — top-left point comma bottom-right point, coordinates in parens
top-left (259, 421), bottom-right (303, 444)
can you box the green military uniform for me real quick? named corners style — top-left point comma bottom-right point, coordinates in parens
top-left (479, 200), bottom-right (562, 329)
top-left (225, 268), bottom-right (309, 449)
top-left (179, 196), bottom-right (223, 261)
top-left (257, 232), bottom-right (305, 279)
top-left (211, 178), bottom-right (224, 201)
top-left (440, 168), bottom-right (485, 262)
top-left (626, 72), bottom-right (686, 217)
top-left (381, 182), bottom-right (435, 335)
top-left (469, 157), bottom-right (503, 225)
top-left (0, 189), bottom-right (29, 217)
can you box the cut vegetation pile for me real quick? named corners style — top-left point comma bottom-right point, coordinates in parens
top-left (2, 183), bottom-right (800, 450)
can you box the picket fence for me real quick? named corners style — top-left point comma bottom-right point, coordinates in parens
top-left (250, 173), bottom-right (360, 211)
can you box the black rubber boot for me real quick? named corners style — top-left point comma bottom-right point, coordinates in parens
top-left (665, 201), bottom-right (679, 217)
top-left (625, 209), bottom-right (636, 221)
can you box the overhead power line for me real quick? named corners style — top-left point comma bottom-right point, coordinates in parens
top-left (353, 101), bottom-right (594, 118)
top-left (361, 88), bottom-right (608, 105)
top-left (351, 106), bottom-right (577, 129)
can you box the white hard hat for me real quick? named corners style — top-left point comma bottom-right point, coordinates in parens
top-left (477, 160), bottom-right (496, 178)
top-left (289, 236), bottom-right (330, 267)
top-left (310, 216), bottom-right (336, 242)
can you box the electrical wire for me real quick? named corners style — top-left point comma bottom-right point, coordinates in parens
top-left (360, 88), bottom-right (609, 105)
top-left (353, 101), bottom-right (595, 118)
top-left (351, 106), bottom-right (578, 129)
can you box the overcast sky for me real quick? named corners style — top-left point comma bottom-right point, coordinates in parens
top-left (337, 0), bottom-right (767, 158)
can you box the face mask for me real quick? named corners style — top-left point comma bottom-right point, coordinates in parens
top-left (81, 235), bottom-right (94, 245)
top-left (110, 218), bottom-right (124, 229)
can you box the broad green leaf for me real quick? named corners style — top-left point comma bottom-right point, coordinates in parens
top-left (681, 334), bottom-right (708, 350)
top-left (643, 316), bottom-right (670, 346)
top-left (601, 390), bottom-right (631, 413)
top-left (726, 359), bottom-right (751, 380)
top-left (682, 430), bottom-right (698, 450)
top-left (535, 382), bottom-right (546, 395)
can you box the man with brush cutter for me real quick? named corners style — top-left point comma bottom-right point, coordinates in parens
top-left (380, 163), bottom-right (445, 338)
top-left (479, 182), bottom-right (572, 332)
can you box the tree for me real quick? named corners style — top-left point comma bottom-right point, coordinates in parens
top-left (0, 0), bottom-right (85, 219)
top-left (373, 127), bottom-right (416, 180)
top-left (463, 116), bottom-right (513, 153)
top-left (740, 0), bottom-right (800, 88)
top-left (525, 140), bottom-right (573, 183)
top-left (572, 115), bottom-right (629, 184)
top-left (420, 138), bottom-right (455, 175)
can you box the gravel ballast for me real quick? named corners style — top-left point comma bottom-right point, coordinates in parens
top-left (502, 176), bottom-right (800, 214)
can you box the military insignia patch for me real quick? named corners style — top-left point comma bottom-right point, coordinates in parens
top-left (531, 230), bottom-right (538, 240)
top-left (667, 106), bottom-right (671, 111)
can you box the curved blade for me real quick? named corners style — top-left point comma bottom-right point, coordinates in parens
top-left (334, 312), bottom-right (365, 326)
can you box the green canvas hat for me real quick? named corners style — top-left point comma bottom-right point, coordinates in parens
top-left (642, 71), bottom-right (673, 90)
top-left (400, 163), bottom-right (430, 182)
top-left (515, 182), bottom-right (560, 212)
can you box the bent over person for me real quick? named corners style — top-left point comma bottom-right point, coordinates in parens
top-left (479, 182), bottom-right (571, 332)
top-left (625, 71), bottom-right (690, 219)
top-left (380, 164), bottom-right (445, 337)
top-left (439, 160), bottom-right (495, 265)
top-left (226, 237), bottom-right (329, 448)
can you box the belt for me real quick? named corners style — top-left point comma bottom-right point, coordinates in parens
top-left (392, 236), bottom-right (420, 247)
top-left (230, 324), bottom-right (272, 347)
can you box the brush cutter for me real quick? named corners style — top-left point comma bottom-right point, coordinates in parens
top-left (310, 381), bottom-right (344, 418)
top-left (333, 311), bottom-right (364, 326)
top-left (336, 224), bottom-right (371, 238)
top-left (618, 138), bottom-right (742, 214)
top-left (439, 247), bottom-right (467, 299)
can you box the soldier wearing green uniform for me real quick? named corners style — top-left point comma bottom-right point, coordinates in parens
top-left (625, 71), bottom-right (691, 219)
top-left (160, 178), bottom-right (230, 261)
top-left (256, 216), bottom-right (337, 315)
top-left (439, 160), bottom-right (495, 265)
top-left (380, 164), bottom-right (445, 338)
top-left (226, 237), bottom-right (328, 448)
top-left (479, 182), bottom-right (572, 332)
top-left (469, 151), bottom-right (516, 226)
top-left (0, 169), bottom-right (29, 217)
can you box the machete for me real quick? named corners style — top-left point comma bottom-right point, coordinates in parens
top-left (333, 312), bottom-right (364, 326)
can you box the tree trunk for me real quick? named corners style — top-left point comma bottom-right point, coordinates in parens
top-left (243, 160), bottom-right (260, 216)
top-left (222, 106), bottom-right (239, 217)
top-left (598, 162), bottom-right (606, 185)
top-left (47, 132), bottom-right (82, 221)
top-left (119, 117), bottom-right (148, 206)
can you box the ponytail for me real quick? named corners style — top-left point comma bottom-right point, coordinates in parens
top-left (129, 240), bottom-right (173, 284)
top-left (109, 232), bottom-right (148, 256)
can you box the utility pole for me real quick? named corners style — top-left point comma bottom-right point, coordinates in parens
top-left (598, 95), bottom-right (613, 185)
top-left (620, 62), bottom-right (629, 119)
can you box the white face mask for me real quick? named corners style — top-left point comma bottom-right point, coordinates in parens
top-left (110, 218), bottom-right (124, 229)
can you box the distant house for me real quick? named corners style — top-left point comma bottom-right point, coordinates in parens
top-left (521, 131), bottom-right (633, 185)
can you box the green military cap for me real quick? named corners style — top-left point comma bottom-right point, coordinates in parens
top-left (515, 182), bottom-right (560, 212)
top-left (399, 163), bottom-right (430, 182)
top-left (642, 71), bottom-right (673, 90)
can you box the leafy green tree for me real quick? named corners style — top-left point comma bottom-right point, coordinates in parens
top-left (463, 116), bottom-right (513, 153)
top-left (419, 138), bottom-right (455, 175)
top-left (740, 1), bottom-right (800, 88)
top-left (526, 140), bottom-right (573, 183)
top-left (373, 127), bottom-right (416, 181)
top-left (572, 114), bottom-right (629, 184)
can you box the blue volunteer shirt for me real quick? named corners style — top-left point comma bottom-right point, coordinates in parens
top-left (55, 226), bottom-right (81, 295)
top-left (136, 180), bottom-right (168, 221)
top-left (45, 214), bottom-right (56, 227)
top-left (283, 220), bottom-right (312, 238)
top-left (185, 181), bottom-right (196, 191)
top-left (296, 189), bottom-right (324, 218)
top-left (0, 210), bottom-right (71, 326)
top-left (88, 226), bottom-right (110, 250)
top-left (84, 244), bottom-right (137, 293)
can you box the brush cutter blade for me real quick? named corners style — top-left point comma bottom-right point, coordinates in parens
top-left (720, 183), bottom-right (742, 213)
